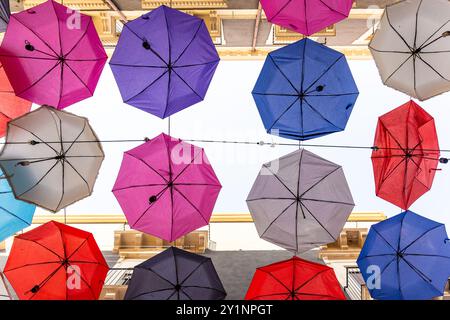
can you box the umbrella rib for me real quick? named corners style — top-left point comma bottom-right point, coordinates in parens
top-left (3, 261), bottom-right (61, 273)
top-left (173, 186), bottom-right (208, 224)
top-left (64, 160), bottom-right (91, 194)
top-left (131, 186), bottom-right (170, 227)
top-left (379, 121), bottom-right (407, 153)
top-left (299, 202), bottom-right (336, 241)
top-left (377, 158), bottom-right (407, 189)
top-left (268, 55), bottom-right (299, 94)
top-left (400, 224), bottom-right (444, 254)
top-left (300, 198), bottom-right (354, 206)
top-left (122, 23), bottom-right (167, 65)
top-left (16, 160), bottom-right (60, 198)
top-left (124, 69), bottom-right (169, 103)
top-left (294, 269), bottom-right (332, 292)
top-left (63, 18), bottom-right (92, 59)
top-left (302, 55), bottom-right (343, 94)
top-left (15, 60), bottom-right (62, 97)
top-left (267, 0), bottom-right (291, 21)
top-left (0, 205), bottom-right (32, 226)
top-left (171, 149), bottom-right (204, 183)
top-left (0, 54), bottom-right (57, 61)
top-left (64, 61), bottom-right (93, 96)
top-left (385, 7), bottom-right (413, 51)
top-left (136, 266), bottom-right (176, 287)
top-left (172, 21), bottom-right (203, 65)
top-left (62, 120), bottom-right (88, 156)
top-left (368, 46), bottom-right (410, 54)
top-left (358, 253), bottom-right (395, 261)
top-left (179, 258), bottom-right (210, 286)
top-left (17, 237), bottom-right (64, 260)
top-left (55, 159), bottom-right (65, 212)
top-left (259, 201), bottom-right (296, 238)
top-left (109, 63), bottom-right (166, 68)
top-left (125, 152), bottom-right (169, 183)
top-left (28, 263), bottom-right (65, 300)
top-left (303, 98), bottom-right (344, 130)
top-left (112, 183), bottom-right (168, 192)
top-left (171, 68), bottom-right (203, 100)
top-left (50, 0), bottom-right (63, 57)
top-left (259, 269), bottom-right (292, 293)
top-left (404, 253), bottom-right (450, 260)
top-left (413, 0), bottom-right (424, 49)
top-left (68, 262), bottom-right (97, 299)
top-left (261, 165), bottom-right (296, 197)
top-left (417, 19), bottom-right (450, 51)
top-left (10, 15), bottom-right (59, 57)
top-left (400, 256), bottom-right (433, 284)
top-left (371, 227), bottom-right (398, 253)
top-left (267, 97), bottom-right (300, 133)
top-left (173, 60), bottom-right (220, 69)
top-left (182, 285), bottom-right (226, 295)
top-left (247, 197), bottom-right (295, 202)
top-left (305, 92), bottom-right (359, 97)
top-left (179, 288), bottom-right (192, 300)
top-left (247, 293), bottom-right (291, 300)
top-left (163, 66), bottom-right (172, 119)
top-left (382, 54), bottom-right (414, 86)
top-left (252, 92), bottom-right (298, 97)
top-left (299, 166), bottom-right (341, 198)
top-left (417, 53), bottom-right (450, 82)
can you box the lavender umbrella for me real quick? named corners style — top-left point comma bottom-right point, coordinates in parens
top-left (110, 6), bottom-right (220, 119)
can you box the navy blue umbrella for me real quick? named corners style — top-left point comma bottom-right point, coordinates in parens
top-left (252, 38), bottom-right (358, 141)
top-left (358, 211), bottom-right (450, 300)
top-left (125, 247), bottom-right (226, 300)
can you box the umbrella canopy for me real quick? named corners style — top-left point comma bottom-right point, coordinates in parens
top-left (0, 0), bottom-right (107, 109)
top-left (247, 149), bottom-right (354, 253)
top-left (125, 247), bottom-right (226, 300)
top-left (252, 38), bottom-right (358, 141)
top-left (0, 63), bottom-right (32, 137)
top-left (0, 0), bottom-right (10, 33)
top-left (0, 170), bottom-right (36, 242)
top-left (113, 133), bottom-right (221, 242)
top-left (4, 220), bottom-right (108, 300)
top-left (261, 0), bottom-right (353, 36)
top-left (110, 5), bottom-right (220, 119)
top-left (370, 0), bottom-right (450, 101)
top-left (0, 106), bottom-right (104, 212)
top-left (357, 211), bottom-right (450, 300)
top-left (245, 256), bottom-right (345, 300)
top-left (372, 100), bottom-right (439, 210)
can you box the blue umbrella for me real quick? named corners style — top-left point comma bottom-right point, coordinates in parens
top-left (0, 172), bottom-right (36, 242)
top-left (252, 38), bottom-right (358, 141)
top-left (357, 211), bottom-right (450, 300)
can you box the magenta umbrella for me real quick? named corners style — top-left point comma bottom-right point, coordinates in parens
top-left (0, 0), bottom-right (107, 109)
top-left (261, 0), bottom-right (353, 36)
top-left (112, 133), bottom-right (222, 242)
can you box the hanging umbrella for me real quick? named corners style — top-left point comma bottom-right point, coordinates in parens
top-left (357, 211), bottom-right (450, 300)
top-left (0, 63), bottom-right (32, 137)
top-left (4, 220), bottom-right (109, 300)
top-left (110, 5), bottom-right (220, 119)
top-left (372, 100), bottom-right (439, 210)
top-left (247, 149), bottom-right (354, 253)
top-left (113, 133), bottom-right (221, 242)
top-left (0, 170), bottom-right (36, 242)
top-left (370, 0), bottom-right (450, 100)
top-left (0, 272), bottom-right (11, 300)
top-left (0, 106), bottom-right (104, 212)
top-left (245, 256), bottom-right (345, 300)
top-left (125, 247), bottom-right (226, 300)
top-left (252, 38), bottom-right (358, 141)
top-left (260, 0), bottom-right (353, 36)
top-left (0, 0), bottom-right (107, 109)
top-left (0, 0), bottom-right (10, 33)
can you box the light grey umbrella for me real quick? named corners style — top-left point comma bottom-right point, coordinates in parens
top-left (370, 0), bottom-right (450, 101)
top-left (0, 106), bottom-right (104, 212)
top-left (246, 149), bottom-right (354, 253)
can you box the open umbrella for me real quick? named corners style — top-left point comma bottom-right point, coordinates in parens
top-left (113, 133), bottom-right (221, 242)
top-left (245, 256), bottom-right (345, 300)
top-left (0, 0), bottom-right (107, 109)
top-left (357, 211), bottom-right (450, 300)
top-left (252, 38), bottom-right (358, 141)
top-left (0, 272), bottom-right (11, 300)
top-left (247, 149), bottom-right (354, 253)
top-left (370, 0), bottom-right (450, 100)
top-left (4, 220), bottom-right (109, 300)
top-left (0, 170), bottom-right (36, 242)
top-left (0, 106), bottom-right (104, 212)
top-left (261, 0), bottom-right (353, 36)
top-left (125, 247), bottom-right (226, 300)
top-left (372, 100), bottom-right (439, 210)
top-left (0, 0), bottom-right (10, 33)
top-left (0, 63), bottom-right (32, 137)
top-left (110, 5), bottom-right (219, 119)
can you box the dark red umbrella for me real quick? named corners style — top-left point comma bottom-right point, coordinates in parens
top-left (245, 256), bottom-right (345, 300)
top-left (4, 221), bottom-right (108, 300)
top-left (372, 100), bottom-right (440, 210)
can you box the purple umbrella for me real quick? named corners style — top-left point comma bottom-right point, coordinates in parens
top-left (110, 6), bottom-right (220, 119)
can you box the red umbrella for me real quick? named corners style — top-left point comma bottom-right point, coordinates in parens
top-left (372, 100), bottom-right (440, 210)
top-left (3, 221), bottom-right (108, 300)
top-left (0, 63), bottom-right (31, 137)
top-left (245, 256), bottom-right (345, 300)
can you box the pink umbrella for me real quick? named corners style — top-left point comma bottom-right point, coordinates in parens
top-left (112, 133), bottom-right (222, 242)
top-left (0, 0), bottom-right (107, 109)
top-left (261, 0), bottom-right (353, 36)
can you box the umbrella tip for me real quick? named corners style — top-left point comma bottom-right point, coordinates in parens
top-left (30, 285), bottom-right (40, 294)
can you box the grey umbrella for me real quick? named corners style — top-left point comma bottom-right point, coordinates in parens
top-left (246, 149), bottom-right (354, 253)
top-left (0, 106), bottom-right (104, 212)
top-left (0, 0), bottom-right (10, 33)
